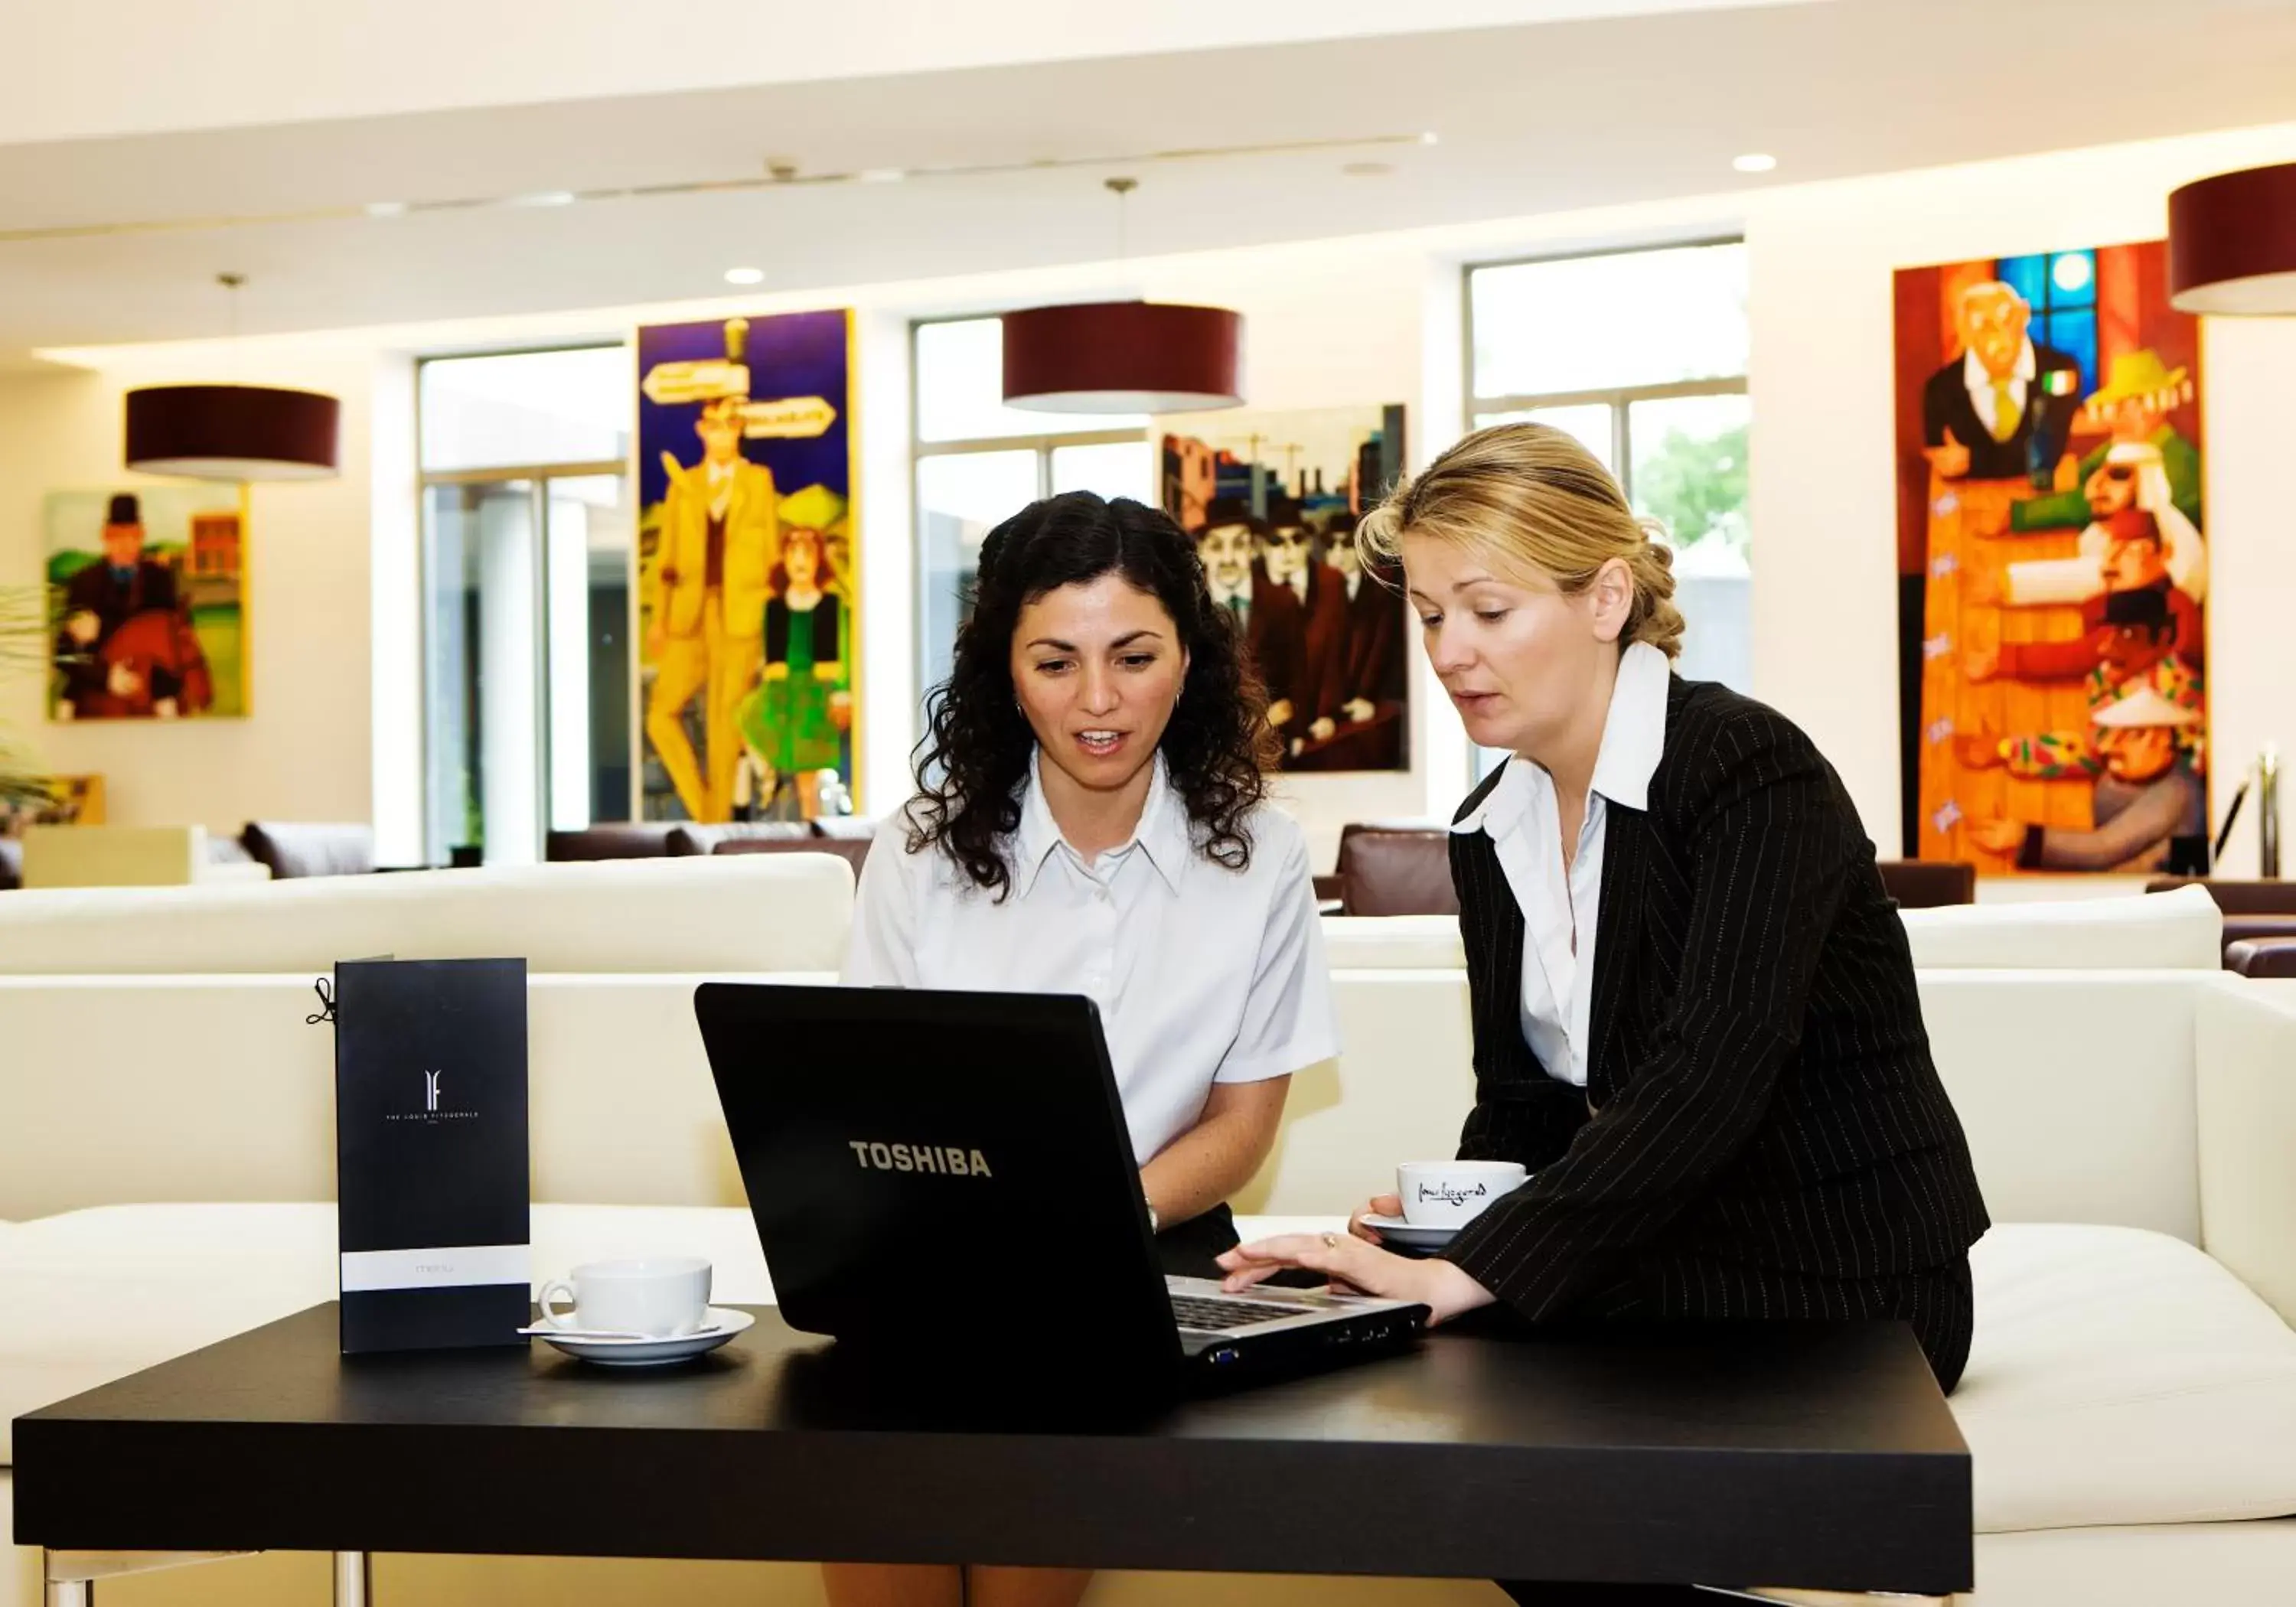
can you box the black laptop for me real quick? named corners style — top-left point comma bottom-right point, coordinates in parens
top-left (694, 983), bottom-right (1427, 1387)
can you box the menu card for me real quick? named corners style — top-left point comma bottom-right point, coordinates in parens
top-left (332, 957), bottom-right (530, 1354)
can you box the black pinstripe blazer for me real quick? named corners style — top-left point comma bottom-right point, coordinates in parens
top-left (1440, 674), bottom-right (1989, 1322)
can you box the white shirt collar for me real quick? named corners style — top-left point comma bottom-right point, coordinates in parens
top-left (1453, 641), bottom-right (1672, 834)
top-left (1013, 750), bottom-right (1190, 898)
top-left (1964, 338), bottom-right (2037, 391)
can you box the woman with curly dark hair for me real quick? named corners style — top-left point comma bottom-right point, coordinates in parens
top-left (834, 490), bottom-right (1336, 1607)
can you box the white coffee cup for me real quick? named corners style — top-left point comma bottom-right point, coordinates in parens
top-left (1395, 1161), bottom-right (1529, 1227)
top-left (536, 1257), bottom-right (713, 1338)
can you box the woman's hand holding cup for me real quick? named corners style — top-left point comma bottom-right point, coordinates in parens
top-left (1351, 1195), bottom-right (1404, 1243)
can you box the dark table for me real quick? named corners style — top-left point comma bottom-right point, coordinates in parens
top-left (14, 1303), bottom-right (1970, 1602)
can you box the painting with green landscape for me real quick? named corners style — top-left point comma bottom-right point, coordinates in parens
top-left (45, 486), bottom-right (246, 721)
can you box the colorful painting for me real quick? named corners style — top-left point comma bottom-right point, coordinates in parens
top-left (0, 773), bottom-right (104, 835)
top-left (635, 310), bottom-right (857, 823)
top-left (1894, 241), bottom-right (2206, 875)
top-left (47, 487), bottom-right (246, 721)
top-left (1158, 405), bottom-right (1410, 773)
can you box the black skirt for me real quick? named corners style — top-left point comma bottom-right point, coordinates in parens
top-left (1154, 1202), bottom-right (1326, 1288)
top-left (1153, 1201), bottom-right (1247, 1279)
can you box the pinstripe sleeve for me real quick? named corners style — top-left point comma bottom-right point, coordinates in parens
top-left (1441, 711), bottom-right (1854, 1321)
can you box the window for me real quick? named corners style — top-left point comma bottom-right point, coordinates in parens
top-left (1466, 240), bottom-right (1751, 774)
top-left (912, 318), bottom-right (1152, 700)
top-left (418, 347), bottom-right (632, 865)
top-left (1996, 248), bottom-right (2098, 396)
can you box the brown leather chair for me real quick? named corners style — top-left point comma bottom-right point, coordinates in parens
top-left (668, 821), bottom-right (815, 856)
top-left (1875, 860), bottom-right (1977, 909)
top-left (546, 823), bottom-right (684, 861)
top-left (2225, 937), bottom-right (2296, 978)
top-left (713, 833), bottom-right (872, 878)
top-left (240, 822), bottom-right (377, 879)
top-left (2145, 877), bottom-right (2296, 914)
top-left (1335, 823), bottom-right (1457, 918)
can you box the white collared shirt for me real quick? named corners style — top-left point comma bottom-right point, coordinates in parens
top-left (1963, 338), bottom-right (2038, 438)
top-left (706, 458), bottom-right (736, 520)
top-left (843, 754), bottom-right (1339, 1163)
top-left (1451, 642), bottom-right (1671, 1087)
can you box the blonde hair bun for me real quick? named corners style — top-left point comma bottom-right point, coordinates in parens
top-left (1356, 422), bottom-right (1686, 660)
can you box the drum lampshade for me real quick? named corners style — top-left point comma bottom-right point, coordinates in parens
top-left (2169, 162), bottom-right (2296, 315)
top-left (1002, 301), bottom-right (1244, 413)
top-left (124, 384), bottom-right (341, 480)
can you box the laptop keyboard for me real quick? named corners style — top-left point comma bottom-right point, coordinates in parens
top-left (1169, 1292), bottom-right (1319, 1332)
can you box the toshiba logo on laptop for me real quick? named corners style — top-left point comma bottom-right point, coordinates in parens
top-left (849, 1140), bottom-right (993, 1178)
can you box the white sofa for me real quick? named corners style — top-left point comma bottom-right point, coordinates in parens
top-left (4, 867), bottom-right (2294, 1607)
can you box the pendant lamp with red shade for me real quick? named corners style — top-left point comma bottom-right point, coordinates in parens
top-left (1001, 179), bottom-right (1245, 415)
top-left (123, 275), bottom-right (341, 481)
top-left (2169, 161), bottom-right (2296, 316)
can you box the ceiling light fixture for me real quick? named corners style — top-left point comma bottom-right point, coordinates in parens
top-left (2170, 162), bottom-right (2296, 315)
top-left (122, 275), bottom-right (341, 481)
top-left (1002, 178), bottom-right (1244, 415)
top-left (724, 266), bottom-right (765, 285)
top-left (1733, 153), bottom-right (1778, 174)
top-left (0, 132), bottom-right (1430, 247)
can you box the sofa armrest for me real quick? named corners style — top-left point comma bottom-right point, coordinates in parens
top-left (2197, 978), bottom-right (2296, 1325)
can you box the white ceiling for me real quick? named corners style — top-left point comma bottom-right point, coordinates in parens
top-left (0, 0), bottom-right (1815, 144)
top-left (2, 0), bottom-right (2294, 360)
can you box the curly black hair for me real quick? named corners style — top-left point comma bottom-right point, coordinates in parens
top-left (910, 491), bottom-right (1279, 899)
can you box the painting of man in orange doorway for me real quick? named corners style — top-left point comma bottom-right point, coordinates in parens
top-left (644, 394), bottom-right (779, 823)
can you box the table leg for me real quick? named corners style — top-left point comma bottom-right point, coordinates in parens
top-left (42, 1550), bottom-right (253, 1605)
top-left (334, 1550), bottom-right (373, 1606)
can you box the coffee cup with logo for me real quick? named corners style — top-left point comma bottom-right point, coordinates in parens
top-left (1394, 1161), bottom-right (1530, 1229)
top-left (536, 1257), bottom-right (713, 1338)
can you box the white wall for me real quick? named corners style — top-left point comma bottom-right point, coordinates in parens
top-left (0, 350), bottom-right (376, 840)
top-left (13, 116), bottom-right (2296, 874)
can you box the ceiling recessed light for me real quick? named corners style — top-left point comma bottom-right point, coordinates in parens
top-left (510, 190), bottom-right (578, 208)
top-left (724, 267), bottom-right (765, 286)
top-left (1733, 152), bottom-right (1778, 174)
top-left (364, 200), bottom-right (408, 218)
top-left (1419, 131), bottom-right (1441, 146)
top-left (856, 168), bottom-right (908, 185)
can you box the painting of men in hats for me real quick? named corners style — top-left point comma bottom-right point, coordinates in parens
top-left (45, 487), bottom-right (243, 721)
top-left (636, 309), bottom-right (858, 823)
top-left (1893, 240), bottom-right (2207, 875)
top-left (1157, 403), bottom-right (1411, 773)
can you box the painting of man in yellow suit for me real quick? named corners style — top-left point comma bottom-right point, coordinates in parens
top-left (638, 308), bottom-right (856, 823)
top-left (644, 394), bottom-right (780, 822)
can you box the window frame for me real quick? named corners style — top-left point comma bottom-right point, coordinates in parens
top-left (1462, 235), bottom-right (1748, 506)
top-left (414, 341), bottom-right (632, 862)
top-left (1459, 238), bottom-right (1751, 783)
top-left (908, 314), bottom-right (1148, 704)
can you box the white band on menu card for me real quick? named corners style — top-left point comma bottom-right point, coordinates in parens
top-left (340, 1244), bottom-right (532, 1292)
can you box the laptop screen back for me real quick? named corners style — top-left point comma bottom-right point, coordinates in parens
top-left (696, 983), bottom-right (1178, 1369)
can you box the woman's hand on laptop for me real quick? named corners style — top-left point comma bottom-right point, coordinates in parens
top-left (1215, 1232), bottom-right (1495, 1327)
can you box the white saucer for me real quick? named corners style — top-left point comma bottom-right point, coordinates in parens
top-left (527, 1306), bottom-right (754, 1367)
top-left (1359, 1214), bottom-right (1460, 1253)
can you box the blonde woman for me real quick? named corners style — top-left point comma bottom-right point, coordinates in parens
top-left (1222, 425), bottom-right (1989, 1475)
